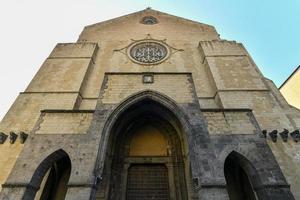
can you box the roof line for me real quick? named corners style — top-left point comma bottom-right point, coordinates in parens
top-left (85, 8), bottom-right (214, 29)
top-left (84, 9), bottom-right (145, 28)
top-left (279, 65), bottom-right (300, 89)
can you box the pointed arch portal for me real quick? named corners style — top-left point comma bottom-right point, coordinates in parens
top-left (96, 91), bottom-right (191, 200)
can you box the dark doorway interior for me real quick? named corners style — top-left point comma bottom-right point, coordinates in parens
top-left (33, 153), bottom-right (71, 200)
top-left (224, 152), bottom-right (257, 200)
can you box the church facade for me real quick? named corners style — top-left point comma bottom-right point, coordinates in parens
top-left (0, 8), bottom-right (299, 200)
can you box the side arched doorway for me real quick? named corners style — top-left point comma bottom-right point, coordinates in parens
top-left (224, 151), bottom-right (260, 200)
top-left (96, 97), bottom-right (190, 200)
top-left (23, 149), bottom-right (71, 200)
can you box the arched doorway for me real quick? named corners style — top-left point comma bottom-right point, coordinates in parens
top-left (224, 151), bottom-right (259, 200)
top-left (96, 97), bottom-right (190, 200)
top-left (23, 149), bottom-right (71, 200)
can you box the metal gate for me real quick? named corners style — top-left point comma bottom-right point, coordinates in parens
top-left (126, 164), bottom-right (170, 200)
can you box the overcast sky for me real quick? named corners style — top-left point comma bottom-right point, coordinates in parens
top-left (0, 0), bottom-right (299, 121)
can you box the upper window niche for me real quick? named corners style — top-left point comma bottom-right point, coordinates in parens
top-left (141, 16), bottom-right (158, 25)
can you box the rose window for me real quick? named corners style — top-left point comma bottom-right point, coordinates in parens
top-left (129, 42), bottom-right (168, 64)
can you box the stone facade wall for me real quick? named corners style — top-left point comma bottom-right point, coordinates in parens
top-left (49, 43), bottom-right (98, 58)
top-left (202, 109), bottom-right (258, 135)
top-left (218, 91), bottom-right (294, 130)
top-left (78, 11), bottom-right (219, 43)
top-left (198, 38), bottom-right (300, 198)
top-left (207, 56), bottom-right (266, 90)
top-left (0, 93), bottom-right (78, 133)
top-left (199, 41), bottom-right (266, 91)
top-left (77, 10), bottom-right (219, 103)
top-left (0, 142), bottom-right (24, 192)
top-left (26, 59), bottom-right (91, 92)
top-left (26, 43), bottom-right (97, 93)
top-left (0, 8), bottom-right (299, 200)
top-left (0, 43), bottom-right (98, 193)
top-left (35, 111), bottom-right (93, 135)
top-left (101, 73), bottom-right (195, 104)
top-left (268, 140), bottom-right (300, 199)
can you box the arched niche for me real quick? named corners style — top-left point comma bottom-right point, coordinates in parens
top-left (23, 149), bottom-right (71, 200)
top-left (224, 151), bottom-right (261, 200)
top-left (96, 93), bottom-right (191, 200)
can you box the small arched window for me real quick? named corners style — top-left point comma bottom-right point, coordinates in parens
top-left (141, 16), bottom-right (158, 25)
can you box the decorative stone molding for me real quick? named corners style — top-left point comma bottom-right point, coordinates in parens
top-left (0, 132), bottom-right (8, 144)
top-left (19, 132), bottom-right (28, 144)
top-left (263, 129), bottom-right (300, 143)
top-left (0, 131), bottom-right (29, 144)
top-left (9, 132), bottom-right (18, 144)
top-left (269, 130), bottom-right (278, 142)
top-left (279, 129), bottom-right (289, 142)
top-left (290, 130), bottom-right (300, 142)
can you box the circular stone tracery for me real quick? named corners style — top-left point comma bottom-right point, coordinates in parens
top-left (129, 41), bottom-right (168, 65)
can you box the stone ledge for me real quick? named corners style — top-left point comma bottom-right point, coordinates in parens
top-left (41, 109), bottom-right (95, 113)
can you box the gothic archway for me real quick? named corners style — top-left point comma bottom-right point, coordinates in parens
top-left (224, 151), bottom-right (261, 200)
top-left (23, 149), bottom-right (71, 200)
top-left (95, 91), bottom-right (192, 200)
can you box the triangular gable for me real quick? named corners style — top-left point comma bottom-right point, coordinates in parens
top-left (85, 8), bottom-right (215, 30)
